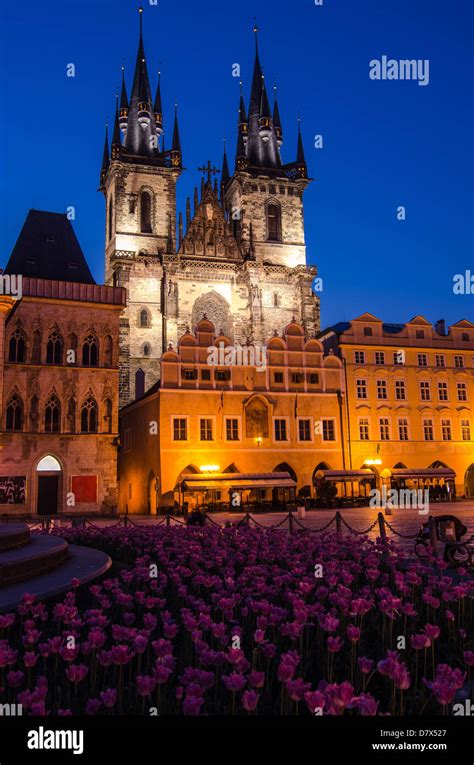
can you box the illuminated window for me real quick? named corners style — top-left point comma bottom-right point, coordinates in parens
top-left (173, 418), bottom-right (187, 441)
top-left (461, 419), bottom-right (471, 441)
top-left (441, 419), bottom-right (452, 441)
top-left (423, 419), bottom-right (434, 441)
top-left (420, 381), bottom-right (431, 401)
top-left (356, 379), bottom-right (367, 399)
top-left (274, 419), bottom-right (288, 442)
top-left (359, 418), bottom-right (369, 441)
top-left (225, 419), bottom-right (239, 441)
top-left (398, 418), bottom-right (409, 441)
top-left (395, 380), bottom-right (406, 400)
top-left (322, 419), bottom-right (336, 441)
top-left (379, 418), bottom-right (390, 441)
top-left (200, 418), bottom-right (213, 441)
top-left (437, 382), bottom-right (449, 401)
top-left (457, 382), bottom-right (468, 402)
top-left (376, 380), bottom-right (388, 400)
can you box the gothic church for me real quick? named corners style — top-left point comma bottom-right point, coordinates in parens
top-left (100, 8), bottom-right (320, 405)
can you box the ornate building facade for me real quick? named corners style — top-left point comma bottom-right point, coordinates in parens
top-left (0, 211), bottom-right (126, 516)
top-left (100, 9), bottom-right (320, 406)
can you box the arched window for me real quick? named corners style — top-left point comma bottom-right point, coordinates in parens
top-left (140, 191), bottom-right (152, 233)
top-left (140, 309), bottom-right (149, 328)
top-left (108, 195), bottom-right (114, 241)
top-left (82, 335), bottom-right (99, 367)
top-left (135, 369), bottom-right (145, 400)
top-left (67, 398), bottom-right (76, 433)
top-left (81, 396), bottom-right (98, 433)
top-left (46, 331), bottom-right (63, 365)
top-left (31, 330), bottom-right (42, 364)
top-left (273, 293), bottom-right (280, 308)
top-left (143, 343), bottom-right (150, 357)
top-left (45, 395), bottom-right (61, 433)
top-left (6, 393), bottom-right (23, 431)
top-left (9, 330), bottom-right (26, 363)
top-left (267, 202), bottom-right (281, 242)
top-left (29, 395), bottom-right (39, 432)
top-left (67, 333), bottom-right (78, 365)
top-left (104, 335), bottom-right (113, 367)
top-left (105, 398), bottom-right (113, 434)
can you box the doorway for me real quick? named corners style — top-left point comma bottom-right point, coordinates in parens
top-left (36, 455), bottom-right (61, 515)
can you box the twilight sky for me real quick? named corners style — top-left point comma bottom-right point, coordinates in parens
top-left (0, 0), bottom-right (473, 330)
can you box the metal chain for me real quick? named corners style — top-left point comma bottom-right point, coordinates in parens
top-left (383, 519), bottom-right (420, 540)
top-left (339, 515), bottom-right (379, 535)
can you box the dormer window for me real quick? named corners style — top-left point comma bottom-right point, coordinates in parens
top-left (416, 330), bottom-right (425, 339)
top-left (363, 327), bottom-right (373, 337)
top-left (462, 332), bottom-right (470, 342)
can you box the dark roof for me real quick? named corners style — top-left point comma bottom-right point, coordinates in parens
top-left (245, 40), bottom-right (282, 172)
top-left (4, 210), bottom-right (96, 284)
top-left (317, 323), bottom-right (351, 338)
top-left (382, 323), bottom-right (405, 334)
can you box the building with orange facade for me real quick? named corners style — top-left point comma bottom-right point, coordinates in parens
top-left (118, 318), bottom-right (344, 513)
top-left (319, 313), bottom-right (474, 497)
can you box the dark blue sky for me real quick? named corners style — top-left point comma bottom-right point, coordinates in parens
top-left (0, 0), bottom-right (473, 330)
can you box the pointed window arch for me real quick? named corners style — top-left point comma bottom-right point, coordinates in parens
top-left (6, 393), bottom-right (23, 431)
top-left (105, 398), bottom-right (113, 434)
top-left (9, 329), bottom-right (26, 363)
top-left (29, 395), bottom-right (39, 432)
top-left (46, 330), bottom-right (63, 365)
top-left (140, 191), bottom-right (152, 233)
top-left (266, 201), bottom-right (282, 242)
top-left (81, 396), bottom-right (98, 433)
top-left (82, 334), bottom-right (99, 367)
top-left (45, 394), bottom-right (61, 433)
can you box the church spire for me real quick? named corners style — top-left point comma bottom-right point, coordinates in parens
top-left (99, 123), bottom-right (109, 189)
top-left (296, 118), bottom-right (308, 178)
top-left (221, 139), bottom-right (230, 200)
top-left (245, 25), bottom-right (281, 171)
top-left (171, 104), bottom-right (182, 167)
top-left (238, 81), bottom-right (248, 145)
top-left (111, 94), bottom-right (122, 157)
top-left (123, 6), bottom-right (156, 156)
top-left (273, 85), bottom-right (283, 148)
top-left (154, 70), bottom-right (163, 136)
top-left (119, 65), bottom-right (129, 134)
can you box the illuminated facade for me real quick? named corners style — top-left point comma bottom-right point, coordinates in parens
top-left (118, 319), bottom-right (343, 513)
top-left (319, 313), bottom-right (474, 496)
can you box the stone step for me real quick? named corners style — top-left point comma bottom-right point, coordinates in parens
top-left (0, 534), bottom-right (69, 586)
top-left (0, 523), bottom-right (31, 551)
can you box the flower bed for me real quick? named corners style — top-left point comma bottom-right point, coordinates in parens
top-left (0, 526), bottom-right (473, 716)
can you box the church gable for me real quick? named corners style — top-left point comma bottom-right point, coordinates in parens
top-left (179, 182), bottom-right (241, 261)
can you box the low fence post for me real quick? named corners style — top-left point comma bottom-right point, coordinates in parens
top-left (288, 511), bottom-right (294, 535)
top-left (377, 512), bottom-right (387, 542)
top-left (335, 511), bottom-right (342, 535)
top-left (166, 513), bottom-right (171, 528)
top-left (428, 515), bottom-right (438, 554)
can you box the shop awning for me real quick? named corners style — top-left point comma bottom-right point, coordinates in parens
top-left (314, 470), bottom-right (375, 483)
top-left (390, 468), bottom-right (456, 480)
top-left (181, 472), bottom-right (296, 492)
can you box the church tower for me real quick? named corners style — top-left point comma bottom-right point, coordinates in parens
top-left (222, 29), bottom-right (320, 343)
top-left (101, 12), bottom-right (320, 407)
top-left (100, 7), bottom-right (182, 404)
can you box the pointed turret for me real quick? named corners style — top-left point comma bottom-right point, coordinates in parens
top-left (186, 197), bottom-right (191, 229)
top-left (111, 95), bottom-right (122, 159)
top-left (221, 139), bottom-right (230, 198)
top-left (170, 104), bottom-right (182, 167)
top-left (154, 70), bottom-right (163, 136)
top-left (273, 85), bottom-right (283, 148)
top-left (258, 75), bottom-right (272, 142)
top-left (119, 65), bottom-right (129, 134)
top-left (238, 81), bottom-right (248, 146)
top-left (99, 124), bottom-right (109, 189)
top-left (123, 7), bottom-right (157, 157)
top-left (296, 119), bottom-right (308, 179)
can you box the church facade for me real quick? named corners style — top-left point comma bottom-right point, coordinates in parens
top-left (100, 9), bottom-right (320, 406)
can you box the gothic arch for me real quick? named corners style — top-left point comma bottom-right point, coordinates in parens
top-left (192, 291), bottom-right (233, 339)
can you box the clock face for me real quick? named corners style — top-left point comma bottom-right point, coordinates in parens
top-left (206, 204), bottom-right (214, 221)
